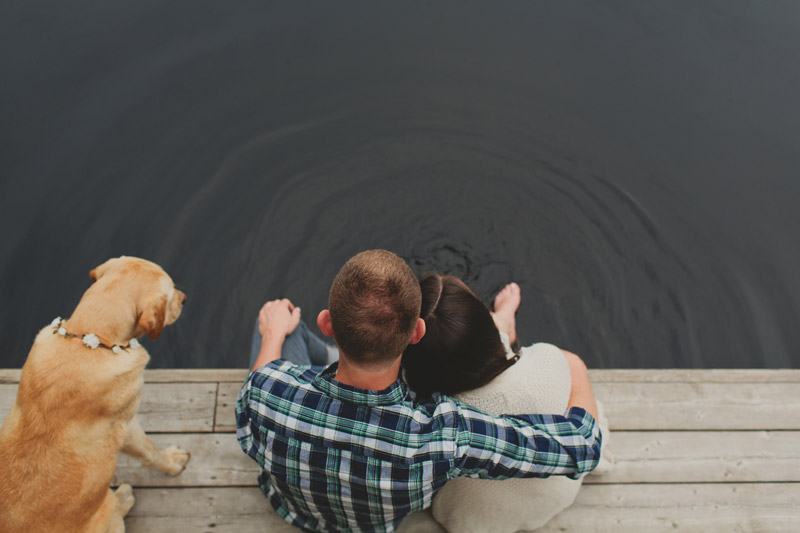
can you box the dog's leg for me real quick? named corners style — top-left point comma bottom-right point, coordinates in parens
top-left (115, 484), bottom-right (136, 517)
top-left (107, 484), bottom-right (135, 532)
top-left (85, 485), bottom-right (134, 533)
top-left (107, 514), bottom-right (126, 533)
top-left (120, 416), bottom-right (190, 475)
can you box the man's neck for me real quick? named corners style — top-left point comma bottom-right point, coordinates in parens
top-left (334, 353), bottom-right (402, 391)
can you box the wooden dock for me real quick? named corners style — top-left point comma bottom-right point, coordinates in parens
top-left (1, 369), bottom-right (799, 532)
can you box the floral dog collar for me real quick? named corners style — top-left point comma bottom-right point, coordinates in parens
top-left (51, 317), bottom-right (141, 353)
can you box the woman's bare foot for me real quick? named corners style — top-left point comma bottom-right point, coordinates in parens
top-left (491, 282), bottom-right (521, 345)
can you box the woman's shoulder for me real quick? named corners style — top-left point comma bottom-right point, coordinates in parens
top-left (498, 334), bottom-right (568, 369)
top-left (519, 342), bottom-right (570, 367)
top-left (514, 342), bottom-right (571, 389)
top-left (454, 342), bottom-right (572, 415)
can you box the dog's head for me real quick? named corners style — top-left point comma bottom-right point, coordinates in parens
top-left (89, 256), bottom-right (186, 339)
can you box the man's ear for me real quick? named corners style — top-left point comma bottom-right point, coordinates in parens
top-left (138, 293), bottom-right (168, 339)
top-left (317, 309), bottom-right (334, 337)
top-left (408, 318), bottom-right (426, 345)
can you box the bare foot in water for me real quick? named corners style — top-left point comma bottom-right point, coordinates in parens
top-left (491, 282), bottom-right (521, 345)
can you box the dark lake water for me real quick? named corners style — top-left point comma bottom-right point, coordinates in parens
top-left (1, 1), bottom-right (798, 369)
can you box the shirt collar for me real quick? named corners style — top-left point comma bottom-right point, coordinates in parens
top-left (312, 362), bottom-right (409, 406)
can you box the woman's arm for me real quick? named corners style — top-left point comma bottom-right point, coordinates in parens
top-left (562, 350), bottom-right (599, 421)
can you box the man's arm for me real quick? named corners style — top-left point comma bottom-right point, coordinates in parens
top-left (451, 403), bottom-right (602, 481)
top-left (251, 299), bottom-right (301, 372)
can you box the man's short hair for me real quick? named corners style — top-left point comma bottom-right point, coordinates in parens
top-left (329, 250), bottom-right (421, 367)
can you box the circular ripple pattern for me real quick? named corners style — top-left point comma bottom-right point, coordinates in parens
top-left (1, 2), bottom-right (798, 369)
top-left (67, 115), bottom-right (768, 369)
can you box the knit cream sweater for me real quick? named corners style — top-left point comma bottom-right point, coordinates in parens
top-left (430, 334), bottom-right (611, 532)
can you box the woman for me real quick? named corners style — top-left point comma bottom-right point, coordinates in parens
top-left (402, 273), bottom-right (611, 533)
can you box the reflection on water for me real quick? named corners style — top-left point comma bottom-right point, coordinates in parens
top-left (1, 1), bottom-right (798, 368)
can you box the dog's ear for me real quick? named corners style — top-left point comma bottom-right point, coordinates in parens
top-left (90, 257), bottom-right (122, 282)
top-left (138, 293), bottom-right (168, 339)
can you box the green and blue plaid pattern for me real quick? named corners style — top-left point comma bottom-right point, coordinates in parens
top-left (236, 360), bottom-right (601, 532)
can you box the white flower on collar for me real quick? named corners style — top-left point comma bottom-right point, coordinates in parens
top-left (57, 327), bottom-right (67, 336)
top-left (112, 346), bottom-right (123, 354)
top-left (51, 317), bottom-right (62, 328)
top-left (129, 338), bottom-right (141, 350)
top-left (83, 334), bottom-right (100, 349)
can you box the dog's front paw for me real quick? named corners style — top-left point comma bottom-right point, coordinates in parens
top-left (162, 445), bottom-right (191, 475)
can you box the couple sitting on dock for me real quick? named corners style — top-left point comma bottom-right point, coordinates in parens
top-left (237, 249), bottom-right (609, 532)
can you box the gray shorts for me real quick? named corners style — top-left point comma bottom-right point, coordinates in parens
top-left (249, 319), bottom-right (338, 369)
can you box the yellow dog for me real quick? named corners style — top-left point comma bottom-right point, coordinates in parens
top-left (0, 256), bottom-right (190, 532)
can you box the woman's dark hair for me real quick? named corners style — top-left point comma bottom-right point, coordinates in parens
top-left (402, 273), bottom-right (518, 397)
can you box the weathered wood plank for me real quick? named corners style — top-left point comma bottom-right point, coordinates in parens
top-left (122, 488), bottom-right (443, 533)
top-left (110, 430), bottom-right (800, 488)
top-left (214, 382), bottom-right (241, 432)
top-left (0, 384), bottom-right (16, 423)
top-left (588, 369), bottom-right (800, 383)
top-left (542, 483), bottom-right (800, 532)
top-left (123, 484), bottom-right (800, 532)
top-left (586, 430), bottom-right (800, 484)
top-left (5, 373), bottom-right (800, 433)
top-left (0, 368), bottom-right (249, 385)
top-left (141, 369), bottom-right (800, 384)
top-left (124, 487), bottom-right (296, 533)
top-left (137, 383), bottom-right (218, 432)
top-left (593, 381), bottom-right (800, 430)
top-left (211, 380), bottom-right (800, 432)
top-left (0, 383), bottom-right (217, 433)
top-left (0, 369), bottom-right (21, 383)
top-left (113, 433), bottom-right (257, 487)
top-left (142, 369), bottom-right (249, 383)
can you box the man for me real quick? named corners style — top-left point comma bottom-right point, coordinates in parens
top-left (236, 250), bottom-right (601, 532)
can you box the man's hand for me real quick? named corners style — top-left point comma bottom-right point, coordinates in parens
top-left (258, 299), bottom-right (302, 339)
top-left (252, 299), bottom-right (301, 371)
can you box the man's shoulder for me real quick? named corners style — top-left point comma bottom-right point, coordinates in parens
top-left (239, 361), bottom-right (324, 420)
top-left (247, 360), bottom-right (319, 391)
top-left (418, 391), bottom-right (546, 433)
top-left (407, 391), bottom-right (485, 424)
top-left (415, 391), bottom-right (475, 411)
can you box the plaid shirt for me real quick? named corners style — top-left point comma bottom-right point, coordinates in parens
top-left (236, 360), bottom-right (601, 533)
